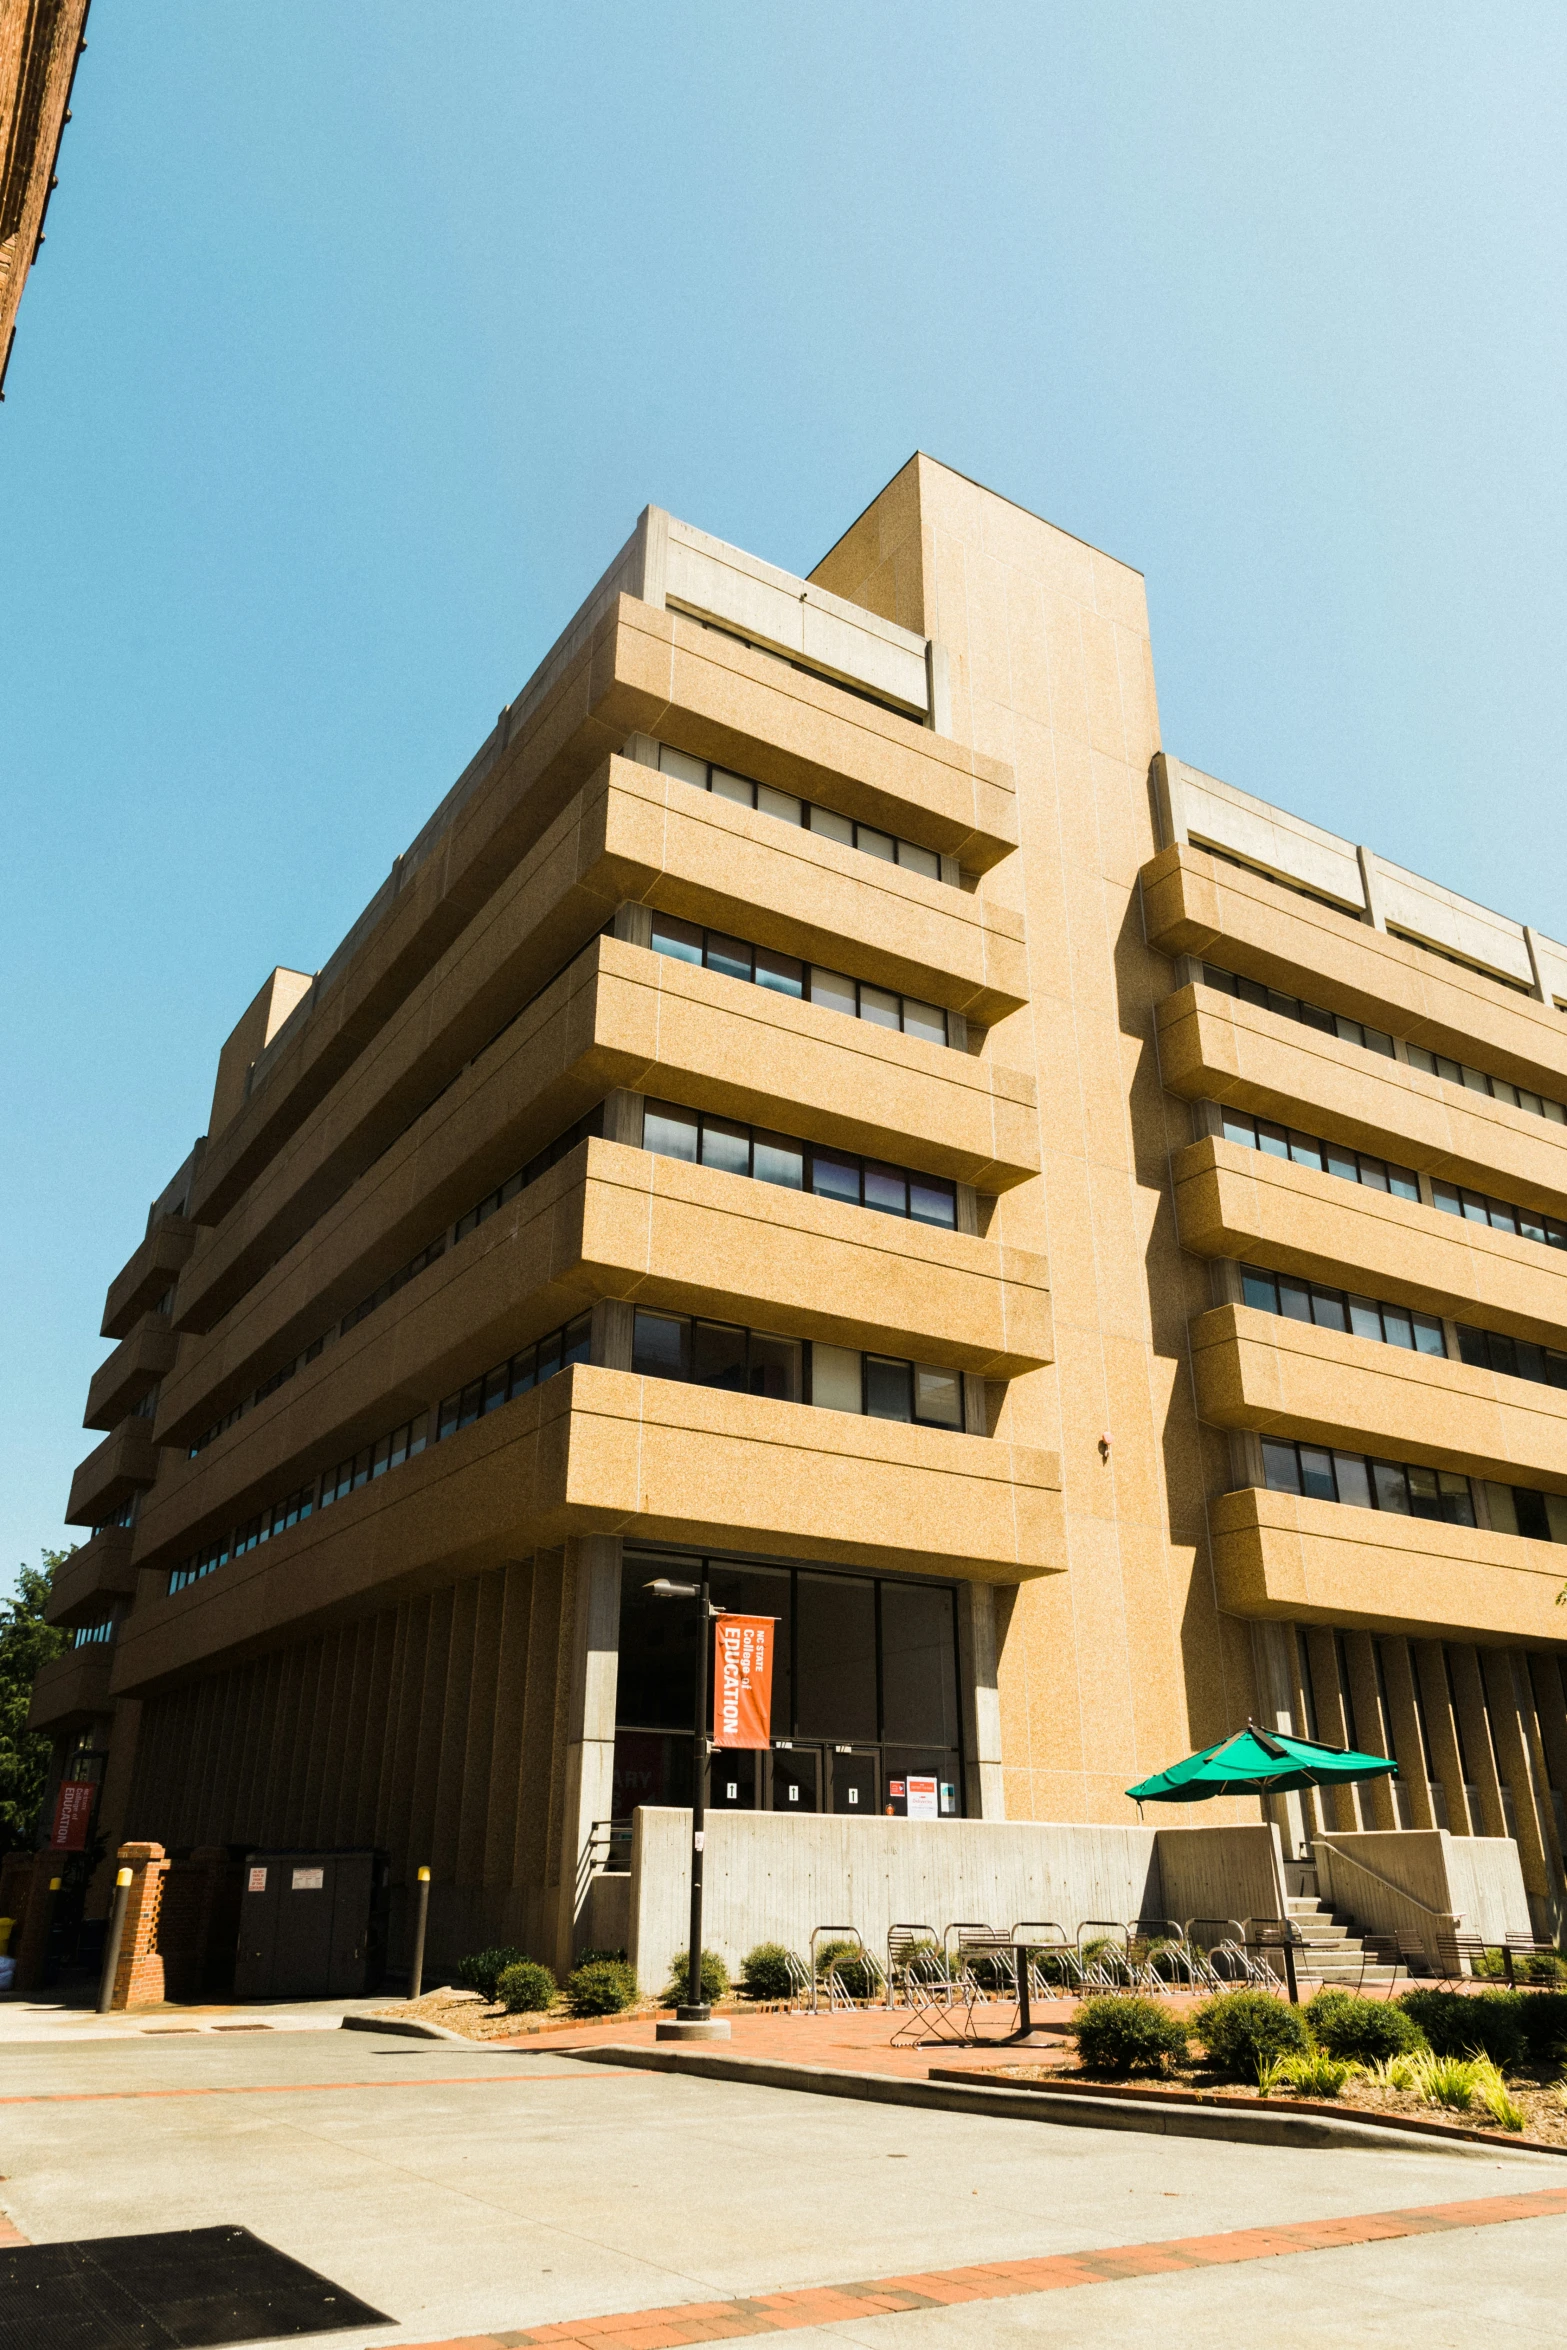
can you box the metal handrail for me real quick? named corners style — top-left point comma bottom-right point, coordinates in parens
top-left (1315, 1841), bottom-right (1460, 1926)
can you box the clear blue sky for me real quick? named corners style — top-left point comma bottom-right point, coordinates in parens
top-left (5, 4), bottom-right (1565, 1585)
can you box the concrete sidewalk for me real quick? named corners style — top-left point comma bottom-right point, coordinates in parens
top-left (0, 1989), bottom-right (397, 2042)
top-left (1, 2024), bottom-right (1563, 2350)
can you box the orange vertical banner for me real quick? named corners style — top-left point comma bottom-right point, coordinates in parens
top-left (713, 1614), bottom-right (774, 1749)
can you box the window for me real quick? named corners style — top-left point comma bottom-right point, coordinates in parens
top-left (630, 1309), bottom-right (965, 1430)
top-left (435, 1315), bottom-right (591, 1440)
top-left (1198, 959), bottom-right (1567, 1124)
top-left (1455, 1324), bottom-right (1567, 1391)
top-left (1202, 964), bottom-right (1394, 1059)
top-left (1261, 1440), bottom-right (1476, 1526)
top-left (657, 744), bottom-right (945, 882)
top-left (612, 1547), bottom-right (964, 1828)
top-left (648, 913), bottom-right (949, 1045)
top-left (1238, 1265), bottom-right (1447, 1356)
top-left (191, 1105), bottom-right (606, 1459)
top-left (1431, 1179), bottom-right (1567, 1254)
top-left (642, 1098), bottom-right (958, 1230)
top-left (1480, 1483), bottom-right (1567, 1545)
top-left (1219, 1109), bottom-right (1418, 1201)
top-left (73, 1617), bottom-right (115, 1647)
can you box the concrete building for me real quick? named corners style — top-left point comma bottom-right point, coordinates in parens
top-left (34, 456), bottom-right (1567, 1975)
top-left (0, 0), bottom-right (89, 400)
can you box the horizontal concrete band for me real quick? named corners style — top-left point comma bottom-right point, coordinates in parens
top-left (393, 2176), bottom-right (1567, 2350)
top-left (560, 2042), bottom-right (1530, 2159)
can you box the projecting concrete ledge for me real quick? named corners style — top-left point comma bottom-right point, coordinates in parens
top-left (562, 2043), bottom-right (1553, 2160)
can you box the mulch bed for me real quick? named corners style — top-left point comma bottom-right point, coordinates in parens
top-left (973, 2059), bottom-right (1567, 2151)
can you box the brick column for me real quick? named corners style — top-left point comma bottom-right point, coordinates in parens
top-left (9, 1855), bottom-right (56, 1994)
top-left (108, 1842), bottom-right (169, 2010)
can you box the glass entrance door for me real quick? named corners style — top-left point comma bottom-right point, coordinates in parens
top-left (768, 1745), bottom-right (821, 1811)
top-left (829, 1746), bottom-right (879, 1815)
top-left (708, 1749), bottom-right (759, 1809)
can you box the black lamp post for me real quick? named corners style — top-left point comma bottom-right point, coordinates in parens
top-left (645, 1568), bottom-right (718, 2021)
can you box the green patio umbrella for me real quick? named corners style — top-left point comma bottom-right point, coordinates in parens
top-left (1126, 1722), bottom-right (1400, 1807)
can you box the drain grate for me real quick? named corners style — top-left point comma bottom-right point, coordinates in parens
top-left (0, 2224), bottom-right (390, 2348)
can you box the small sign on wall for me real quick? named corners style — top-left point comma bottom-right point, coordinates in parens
top-left (291, 1867), bottom-right (325, 1891)
top-left (905, 1776), bottom-right (939, 1820)
top-left (247, 1867), bottom-right (268, 1893)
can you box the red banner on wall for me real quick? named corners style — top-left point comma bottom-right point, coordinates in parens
top-left (713, 1615), bottom-right (774, 1749)
top-left (49, 1780), bottom-right (96, 1851)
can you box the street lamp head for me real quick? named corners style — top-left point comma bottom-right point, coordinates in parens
top-left (644, 1577), bottom-right (702, 1599)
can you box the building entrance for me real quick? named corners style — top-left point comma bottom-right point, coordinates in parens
top-left (612, 1547), bottom-right (964, 1845)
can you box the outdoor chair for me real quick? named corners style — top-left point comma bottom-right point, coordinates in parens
top-left (885, 1923), bottom-right (946, 2009)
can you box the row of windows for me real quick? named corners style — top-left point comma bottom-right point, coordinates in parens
top-left (1431, 1179), bottom-right (1567, 1252)
top-left (1239, 1258), bottom-right (1567, 1394)
top-left (630, 1309), bottom-right (966, 1430)
top-left (1199, 959), bottom-right (1567, 1126)
top-left (650, 912), bottom-right (949, 1047)
top-left (1262, 1439), bottom-right (1478, 1525)
top-left (675, 613), bottom-right (924, 724)
top-left (1238, 1264), bottom-right (1448, 1355)
top-left (169, 1415), bottom-right (427, 1593)
top-left (1218, 1108), bottom-right (1419, 1200)
top-left (189, 1106), bottom-right (608, 1458)
top-left (644, 1099), bottom-right (958, 1229)
top-left (1261, 1439), bottom-right (1567, 1546)
top-left (91, 1496), bottom-right (138, 1536)
top-left (656, 743), bottom-right (945, 880)
top-left (1202, 964), bottom-right (1395, 1059)
top-left (319, 1418), bottom-right (429, 1509)
top-left (1454, 1323), bottom-right (1567, 1391)
top-left (435, 1315), bottom-right (593, 1440)
top-left (73, 1617), bottom-right (115, 1647)
top-left (1405, 1044), bottom-right (1566, 1124)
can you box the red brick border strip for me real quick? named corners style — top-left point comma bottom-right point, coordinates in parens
top-left (393, 2186), bottom-right (1567, 2350)
top-left (0, 2071), bottom-right (631, 2109)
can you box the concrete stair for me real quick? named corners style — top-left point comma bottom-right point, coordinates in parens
top-left (1284, 1895), bottom-right (1403, 1987)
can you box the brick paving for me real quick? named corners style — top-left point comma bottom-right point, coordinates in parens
top-left (390, 2186), bottom-right (1567, 2349)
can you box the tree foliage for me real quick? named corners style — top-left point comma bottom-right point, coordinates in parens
top-left (0, 1552), bottom-right (70, 1853)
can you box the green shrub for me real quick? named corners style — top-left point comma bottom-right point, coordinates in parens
top-left (496, 1960), bottom-right (557, 2014)
top-left (1398, 1988), bottom-right (1526, 2070)
top-left (740, 1943), bottom-right (796, 2002)
top-left (1471, 1946), bottom-right (1567, 1986)
top-left (663, 1948), bottom-right (730, 2005)
top-left (1264, 2049), bottom-right (1360, 2099)
top-left (1194, 1990), bottom-right (1309, 2080)
top-left (455, 1945), bottom-right (526, 2002)
top-left (1071, 1995), bottom-right (1188, 2077)
top-left (1513, 1988), bottom-right (1567, 2066)
top-left (566, 1958), bottom-right (639, 2016)
top-left (1306, 1990), bottom-right (1426, 2064)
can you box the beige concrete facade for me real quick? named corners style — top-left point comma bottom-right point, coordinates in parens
top-left (36, 456), bottom-right (1567, 1967)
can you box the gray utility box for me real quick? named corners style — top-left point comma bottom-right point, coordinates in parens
top-left (233, 1849), bottom-right (388, 2002)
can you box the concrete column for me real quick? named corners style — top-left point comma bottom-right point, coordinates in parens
top-left (603, 1090), bottom-right (645, 1148)
top-left (1150, 753), bottom-right (1188, 851)
top-left (593, 1300), bottom-right (635, 1372)
top-left (954, 1183), bottom-right (980, 1237)
top-left (925, 641), bottom-right (952, 736)
top-left (1377, 1639), bottom-right (1437, 1830)
top-left (958, 1582), bottom-right (1005, 1819)
top-left (947, 1011), bottom-right (969, 1054)
top-left (1446, 1644), bottom-right (1509, 1838)
top-left (1251, 1622), bottom-right (1307, 1858)
top-left (1523, 925), bottom-right (1550, 1005)
top-left (1525, 1653), bottom-right (1567, 1836)
top-left (961, 1374), bottom-right (990, 1437)
top-left (1304, 1627), bottom-right (1360, 1832)
top-left (612, 902), bottom-right (652, 949)
top-left (552, 1536), bottom-right (623, 1976)
top-left (1511, 1653), bottom-right (1567, 1935)
top-left (631, 505), bottom-right (669, 609)
top-left (1482, 1649), bottom-right (1555, 1917)
top-left (623, 732), bottom-right (662, 769)
top-left (1355, 845), bottom-right (1387, 931)
top-left (1342, 1632), bottom-right (1398, 1830)
top-left (1413, 1640), bottom-right (1474, 1836)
